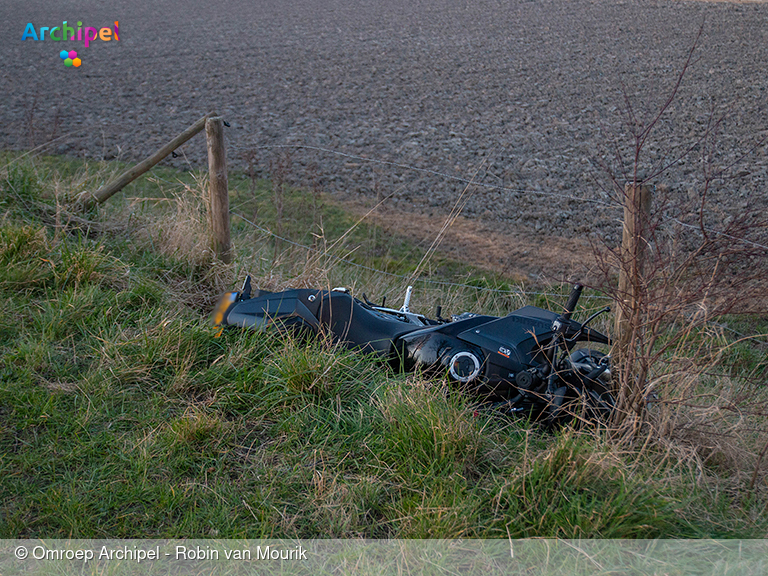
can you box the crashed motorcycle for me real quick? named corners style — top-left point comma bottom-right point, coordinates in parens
top-left (212, 278), bottom-right (615, 425)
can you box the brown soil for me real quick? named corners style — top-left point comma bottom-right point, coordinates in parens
top-left (2, 0), bottom-right (766, 297)
top-left (345, 199), bottom-right (767, 311)
top-left (345, 199), bottom-right (599, 284)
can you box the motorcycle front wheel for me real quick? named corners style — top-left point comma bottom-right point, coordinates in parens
top-left (544, 385), bottom-right (615, 428)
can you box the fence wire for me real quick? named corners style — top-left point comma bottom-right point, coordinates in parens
top-left (235, 206), bottom-right (768, 346)
top-left (229, 142), bottom-right (621, 209)
top-left (231, 213), bottom-right (768, 354)
top-left (228, 141), bottom-right (768, 253)
top-left (231, 210), bottom-right (612, 300)
top-left (666, 217), bottom-right (768, 253)
top-left (225, 141), bottom-right (766, 303)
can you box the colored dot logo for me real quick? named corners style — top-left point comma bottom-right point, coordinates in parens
top-left (59, 49), bottom-right (81, 67)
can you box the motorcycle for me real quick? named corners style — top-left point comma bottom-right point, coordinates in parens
top-left (211, 277), bottom-right (615, 425)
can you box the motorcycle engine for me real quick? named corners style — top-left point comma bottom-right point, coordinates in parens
top-left (515, 370), bottom-right (538, 390)
top-left (569, 349), bottom-right (611, 384)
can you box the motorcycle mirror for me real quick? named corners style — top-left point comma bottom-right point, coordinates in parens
top-left (566, 306), bottom-right (611, 342)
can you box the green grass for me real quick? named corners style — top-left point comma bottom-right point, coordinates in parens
top-left (0, 152), bottom-right (766, 539)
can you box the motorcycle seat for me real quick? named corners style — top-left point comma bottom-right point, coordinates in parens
top-left (318, 291), bottom-right (418, 357)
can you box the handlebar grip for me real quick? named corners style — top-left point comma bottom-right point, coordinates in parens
top-left (562, 284), bottom-right (583, 319)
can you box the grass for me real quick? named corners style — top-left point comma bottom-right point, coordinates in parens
top-left (0, 152), bottom-right (766, 539)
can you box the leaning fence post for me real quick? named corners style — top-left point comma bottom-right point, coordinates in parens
top-left (205, 116), bottom-right (231, 264)
top-left (614, 182), bottom-right (652, 360)
top-left (76, 113), bottom-right (213, 211)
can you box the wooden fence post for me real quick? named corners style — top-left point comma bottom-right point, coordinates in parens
top-left (614, 182), bottom-right (652, 358)
top-left (205, 116), bottom-right (231, 264)
top-left (76, 113), bottom-right (213, 211)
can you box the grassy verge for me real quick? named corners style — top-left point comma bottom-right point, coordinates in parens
top-left (0, 152), bottom-right (765, 538)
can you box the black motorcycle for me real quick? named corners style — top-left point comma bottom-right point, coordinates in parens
top-left (212, 278), bottom-right (615, 425)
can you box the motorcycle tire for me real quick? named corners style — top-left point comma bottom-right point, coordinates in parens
top-left (586, 388), bottom-right (615, 420)
top-left (544, 385), bottom-right (616, 428)
top-left (543, 386), bottom-right (570, 427)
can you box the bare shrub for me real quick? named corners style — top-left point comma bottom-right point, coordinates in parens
top-left (590, 27), bottom-right (768, 483)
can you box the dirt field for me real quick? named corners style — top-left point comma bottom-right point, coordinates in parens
top-left (3, 0), bottom-right (767, 280)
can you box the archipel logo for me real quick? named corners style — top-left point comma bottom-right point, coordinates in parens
top-left (21, 21), bottom-right (120, 68)
top-left (60, 50), bottom-right (81, 68)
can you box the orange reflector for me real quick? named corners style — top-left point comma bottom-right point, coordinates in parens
top-left (211, 292), bottom-right (238, 334)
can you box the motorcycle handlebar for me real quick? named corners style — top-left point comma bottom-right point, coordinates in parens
top-left (562, 284), bottom-right (583, 320)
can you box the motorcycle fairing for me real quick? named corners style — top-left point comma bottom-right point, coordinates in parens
top-left (220, 288), bottom-right (423, 357)
top-left (456, 306), bottom-right (561, 367)
top-left (224, 288), bottom-right (324, 331)
top-left (456, 305), bottom-right (608, 366)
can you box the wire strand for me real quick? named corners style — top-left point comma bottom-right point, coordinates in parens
top-left (665, 217), bottom-right (768, 253)
top-left (231, 210), bottom-right (612, 300)
top-left (230, 143), bottom-right (620, 208)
